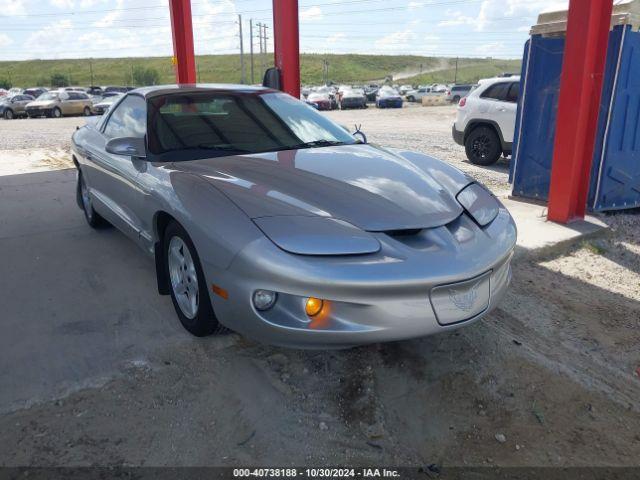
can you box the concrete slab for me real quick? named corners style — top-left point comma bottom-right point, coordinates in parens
top-left (0, 168), bottom-right (198, 413)
top-left (500, 194), bottom-right (609, 254)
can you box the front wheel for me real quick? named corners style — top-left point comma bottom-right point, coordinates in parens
top-left (77, 171), bottom-right (108, 228)
top-left (407, 96), bottom-right (414, 102)
top-left (52, 107), bottom-right (62, 118)
top-left (4, 109), bottom-right (14, 120)
top-left (83, 106), bottom-right (91, 116)
top-left (464, 126), bottom-right (502, 166)
top-left (164, 221), bottom-right (223, 337)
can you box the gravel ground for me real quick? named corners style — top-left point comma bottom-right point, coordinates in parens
top-left (0, 107), bottom-right (639, 468)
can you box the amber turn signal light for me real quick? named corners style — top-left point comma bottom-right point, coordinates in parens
top-left (305, 297), bottom-right (324, 317)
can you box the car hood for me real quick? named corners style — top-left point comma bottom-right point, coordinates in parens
top-left (170, 144), bottom-right (465, 232)
top-left (27, 100), bottom-right (56, 107)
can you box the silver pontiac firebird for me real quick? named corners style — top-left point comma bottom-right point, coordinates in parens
top-left (71, 84), bottom-right (516, 348)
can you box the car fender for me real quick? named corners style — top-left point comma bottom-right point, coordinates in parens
top-left (463, 119), bottom-right (509, 151)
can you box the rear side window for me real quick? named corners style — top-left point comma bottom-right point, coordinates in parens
top-left (103, 95), bottom-right (147, 139)
top-left (506, 82), bottom-right (520, 103)
top-left (480, 82), bottom-right (511, 101)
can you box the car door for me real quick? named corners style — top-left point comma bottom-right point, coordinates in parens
top-left (13, 95), bottom-right (30, 115)
top-left (479, 81), bottom-right (516, 143)
top-left (84, 94), bottom-right (149, 244)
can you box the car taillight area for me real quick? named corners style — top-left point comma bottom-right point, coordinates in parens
top-left (458, 97), bottom-right (467, 107)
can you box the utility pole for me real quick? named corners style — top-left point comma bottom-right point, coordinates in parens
top-left (197, 62), bottom-right (201, 83)
top-left (261, 24), bottom-right (268, 72)
top-left (249, 19), bottom-right (255, 84)
top-left (89, 59), bottom-right (94, 86)
top-left (238, 14), bottom-right (246, 84)
top-left (130, 64), bottom-right (134, 86)
top-left (454, 57), bottom-right (459, 84)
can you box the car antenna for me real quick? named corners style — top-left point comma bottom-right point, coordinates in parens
top-left (353, 124), bottom-right (367, 144)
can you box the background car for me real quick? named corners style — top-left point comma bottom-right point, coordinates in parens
top-left (26, 90), bottom-right (93, 118)
top-left (92, 92), bottom-right (123, 115)
top-left (0, 94), bottom-right (35, 119)
top-left (364, 85), bottom-right (379, 102)
top-left (452, 76), bottom-right (520, 165)
top-left (445, 84), bottom-right (475, 103)
top-left (7, 87), bottom-right (23, 96)
top-left (339, 88), bottom-right (367, 109)
top-left (23, 87), bottom-right (48, 99)
top-left (405, 86), bottom-right (442, 102)
top-left (85, 86), bottom-right (103, 96)
top-left (306, 92), bottom-right (333, 110)
top-left (376, 87), bottom-right (403, 108)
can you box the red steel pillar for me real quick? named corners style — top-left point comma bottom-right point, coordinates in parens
top-left (169, 0), bottom-right (197, 84)
top-left (547, 0), bottom-right (613, 223)
top-left (272, 0), bottom-right (301, 98)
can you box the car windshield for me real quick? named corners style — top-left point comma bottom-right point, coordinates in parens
top-left (147, 91), bottom-right (357, 159)
top-left (379, 89), bottom-right (398, 98)
top-left (38, 92), bottom-right (59, 101)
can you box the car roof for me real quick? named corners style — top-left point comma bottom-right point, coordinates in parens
top-left (131, 83), bottom-right (274, 99)
top-left (478, 76), bottom-right (521, 85)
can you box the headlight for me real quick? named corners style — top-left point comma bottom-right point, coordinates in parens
top-left (457, 183), bottom-right (499, 226)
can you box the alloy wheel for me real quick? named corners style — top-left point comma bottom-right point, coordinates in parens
top-left (168, 236), bottom-right (199, 320)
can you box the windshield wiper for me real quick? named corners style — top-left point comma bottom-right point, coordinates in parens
top-left (188, 143), bottom-right (251, 154)
top-left (284, 140), bottom-right (349, 150)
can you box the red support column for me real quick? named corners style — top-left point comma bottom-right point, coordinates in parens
top-left (272, 0), bottom-right (300, 98)
top-left (169, 0), bottom-right (197, 84)
top-left (547, 0), bottom-right (613, 223)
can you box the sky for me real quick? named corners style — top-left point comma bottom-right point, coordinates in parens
top-left (0, 0), bottom-right (572, 61)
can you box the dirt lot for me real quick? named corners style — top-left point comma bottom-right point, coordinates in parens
top-left (0, 106), bottom-right (639, 469)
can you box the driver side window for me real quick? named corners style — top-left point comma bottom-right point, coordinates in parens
top-left (104, 95), bottom-right (147, 139)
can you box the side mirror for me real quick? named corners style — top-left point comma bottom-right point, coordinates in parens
top-left (262, 67), bottom-right (282, 91)
top-left (105, 137), bottom-right (146, 158)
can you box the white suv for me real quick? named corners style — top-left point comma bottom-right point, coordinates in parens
top-left (452, 76), bottom-right (520, 165)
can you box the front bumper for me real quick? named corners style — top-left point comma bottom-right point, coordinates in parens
top-left (452, 124), bottom-right (465, 146)
top-left (26, 107), bottom-right (52, 117)
top-left (202, 208), bottom-right (516, 349)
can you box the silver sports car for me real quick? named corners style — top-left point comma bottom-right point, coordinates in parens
top-left (71, 84), bottom-right (516, 348)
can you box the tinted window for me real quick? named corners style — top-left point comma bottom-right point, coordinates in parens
top-left (147, 91), bottom-right (356, 160)
top-left (480, 82), bottom-right (511, 101)
top-left (104, 95), bottom-right (146, 139)
top-left (506, 82), bottom-right (520, 103)
top-left (67, 92), bottom-right (80, 100)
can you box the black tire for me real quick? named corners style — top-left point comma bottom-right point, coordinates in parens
top-left (453, 95), bottom-right (461, 103)
top-left (83, 106), bottom-right (91, 116)
top-left (465, 126), bottom-right (502, 166)
top-left (4, 109), bottom-right (14, 120)
top-left (407, 96), bottom-right (415, 102)
top-left (52, 107), bottom-right (62, 118)
top-left (77, 170), bottom-right (109, 228)
top-left (163, 221), bottom-right (223, 337)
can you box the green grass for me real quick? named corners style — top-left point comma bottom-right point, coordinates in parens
top-left (0, 54), bottom-right (521, 88)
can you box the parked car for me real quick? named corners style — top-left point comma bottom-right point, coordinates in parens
top-left (339, 88), bottom-right (367, 109)
top-left (71, 84), bottom-right (516, 346)
top-left (364, 85), bottom-right (379, 102)
top-left (376, 87), bottom-right (403, 108)
top-left (7, 87), bottom-right (23, 97)
top-left (445, 84), bottom-right (475, 103)
top-left (0, 94), bottom-right (35, 119)
top-left (452, 76), bottom-right (520, 165)
top-left (306, 92), bottom-right (333, 110)
top-left (104, 86), bottom-right (133, 94)
top-left (0, 89), bottom-right (8, 97)
top-left (23, 87), bottom-right (48, 99)
top-left (85, 86), bottom-right (103, 96)
top-left (398, 84), bottom-right (413, 95)
top-left (92, 93), bottom-right (123, 115)
top-left (26, 90), bottom-right (93, 118)
top-left (405, 87), bottom-right (442, 102)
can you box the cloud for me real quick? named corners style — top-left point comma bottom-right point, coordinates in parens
top-left (375, 28), bottom-right (416, 52)
top-left (0, 0), bottom-right (27, 15)
top-left (92, 0), bottom-right (123, 27)
top-left (50, 0), bottom-right (74, 8)
top-left (300, 6), bottom-right (323, 22)
top-left (326, 33), bottom-right (346, 45)
top-left (0, 33), bottom-right (13, 49)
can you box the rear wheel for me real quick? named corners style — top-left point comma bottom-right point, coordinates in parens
top-left (83, 106), bottom-right (91, 116)
top-left (407, 96), bottom-right (415, 102)
top-left (453, 95), bottom-right (461, 103)
top-left (4, 109), bottom-right (14, 119)
top-left (464, 126), bottom-right (502, 166)
top-left (52, 107), bottom-right (62, 118)
top-left (164, 221), bottom-right (223, 337)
